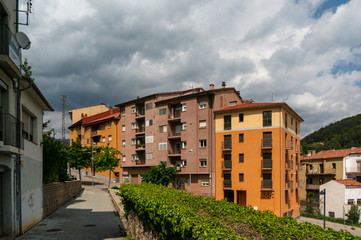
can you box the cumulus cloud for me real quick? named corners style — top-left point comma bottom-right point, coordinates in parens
top-left (19, 0), bottom-right (361, 138)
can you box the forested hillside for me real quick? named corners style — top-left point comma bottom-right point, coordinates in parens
top-left (301, 114), bottom-right (361, 153)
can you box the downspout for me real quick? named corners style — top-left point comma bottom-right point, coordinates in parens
top-left (15, 76), bottom-right (33, 235)
top-left (279, 107), bottom-right (282, 216)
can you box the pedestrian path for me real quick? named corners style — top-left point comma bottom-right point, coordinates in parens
top-left (17, 174), bottom-right (126, 240)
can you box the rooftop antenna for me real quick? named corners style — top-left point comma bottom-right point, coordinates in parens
top-left (16, 0), bottom-right (33, 26)
top-left (271, 91), bottom-right (274, 102)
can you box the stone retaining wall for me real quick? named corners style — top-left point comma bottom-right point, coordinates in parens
top-left (43, 180), bottom-right (82, 218)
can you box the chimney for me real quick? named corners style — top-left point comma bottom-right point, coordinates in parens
top-left (222, 81), bottom-right (226, 88)
top-left (110, 108), bottom-right (114, 114)
top-left (209, 84), bottom-right (214, 90)
top-left (311, 150), bottom-right (316, 156)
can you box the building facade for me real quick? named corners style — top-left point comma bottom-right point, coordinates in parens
top-left (115, 83), bottom-right (243, 196)
top-left (69, 108), bottom-right (121, 181)
top-left (214, 102), bottom-right (303, 218)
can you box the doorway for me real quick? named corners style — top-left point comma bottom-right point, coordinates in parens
top-left (237, 190), bottom-right (246, 206)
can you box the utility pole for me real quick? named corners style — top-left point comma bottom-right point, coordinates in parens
top-left (60, 95), bottom-right (67, 142)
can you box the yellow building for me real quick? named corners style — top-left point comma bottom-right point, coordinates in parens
top-left (69, 108), bottom-right (121, 181)
top-left (215, 102), bottom-right (303, 217)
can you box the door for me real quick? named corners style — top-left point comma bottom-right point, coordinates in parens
top-left (237, 190), bottom-right (246, 206)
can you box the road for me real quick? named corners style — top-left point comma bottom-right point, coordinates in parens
top-left (17, 173), bottom-right (126, 240)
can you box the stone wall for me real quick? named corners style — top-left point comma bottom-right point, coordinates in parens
top-left (127, 211), bottom-right (160, 240)
top-left (43, 180), bottom-right (82, 218)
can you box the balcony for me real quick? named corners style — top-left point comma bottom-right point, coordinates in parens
top-left (346, 170), bottom-right (361, 178)
top-left (306, 184), bottom-right (320, 190)
top-left (286, 180), bottom-right (293, 190)
top-left (135, 109), bottom-right (145, 119)
top-left (261, 180), bottom-right (273, 191)
top-left (222, 160), bottom-right (232, 170)
top-left (285, 160), bottom-right (293, 171)
top-left (223, 179), bottom-right (232, 189)
top-left (261, 159), bottom-right (272, 170)
top-left (168, 148), bottom-right (181, 157)
top-left (135, 143), bottom-right (145, 151)
top-left (222, 141), bottom-right (232, 151)
top-left (135, 127), bottom-right (145, 134)
top-left (261, 138), bottom-right (272, 149)
top-left (0, 24), bottom-right (22, 79)
top-left (295, 162), bottom-right (301, 171)
top-left (0, 113), bottom-right (24, 150)
top-left (135, 159), bottom-right (146, 165)
top-left (91, 130), bottom-right (100, 136)
top-left (168, 109), bottom-right (181, 122)
top-left (168, 131), bottom-right (181, 140)
top-left (286, 140), bottom-right (293, 150)
top-left (306, 168), bottom-right (336, 175)
top-left (76, 129), bottom-right (81, 135)
top-left (295, 180), bottom-right (301, 188)
top-left (295, 144), bottom-right (302, 154)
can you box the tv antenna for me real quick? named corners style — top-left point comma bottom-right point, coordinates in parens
top-left (16, 32), bottom-right (31, 50)
top-left (271, 91), bottom-right (274, 102)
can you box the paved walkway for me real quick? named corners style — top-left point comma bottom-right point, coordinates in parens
top-left (297, 217), bottom-right (361, 236)
top-left (17, 173), bottom-right (127, 240)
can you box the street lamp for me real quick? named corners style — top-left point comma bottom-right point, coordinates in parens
top-left (91, 142), bottom-right (97, 187)
top-left (319, 189), bottom-right (326, 228)
top-left (189, 149), bottom-right (193, 193)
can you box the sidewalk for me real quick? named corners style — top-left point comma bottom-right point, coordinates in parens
top-left (297, 216), bottom-right (361, 236)
top-left (17, 173), bottom-right (127, 240)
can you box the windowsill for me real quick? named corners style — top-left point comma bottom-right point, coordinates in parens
top-left (199, 147), bottom-right (206, 149)
top-left (24, 138), bottom-right (38, 145)
top-left (201, 185), bottom-right (209, 187)
top-left (199, 127), bottom-right (206, 129)
top-left (200, 166), bottom-right (207, 168)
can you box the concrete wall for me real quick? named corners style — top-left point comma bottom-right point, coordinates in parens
top-left (320, 181), bottom-right (345, 219)
top-left (344, 153), bottom-right (361, 178)
top-left (43, 180), bottom-right (82, 218)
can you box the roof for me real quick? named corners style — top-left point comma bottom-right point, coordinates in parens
top-left (334, 179), bottom-right (361, 187)
top-left (83, 108), bottom-right (120, 126)
top-left (214, 102), bottom-right (303, 122)
top-left (68, 119), bottom-right (82, 129)
top-left (301, 148), bottom-right (361, 161)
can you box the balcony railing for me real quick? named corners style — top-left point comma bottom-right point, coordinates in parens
top-left (223, 179), bottom-right (232, 189)
top-left (135, 159), bottom-right (146, 165)
top-left (168, 131), bottom-right (181, 138)
top-left (306, 168), bottom-right (336, 175)
top-left (286, 180), bottom-right (293, 190)
top-left (306, 184), bottom-right (320, 190)
top-left (135, 108), bottom-right (145, 117)
top-left (76, 129), bottom-right (81, 134)
top-left (286, 140), bottom-right (293, 150)
top-left (1, 24), bottom-right (21, 73)
top-left (91, 130), bottom-right (98, 136)
top-left (169, 109), bottom-right (181, 119)
top-left (261, 180), bottom-right (273, 190)
top-left (222, 141), bottom-right (232, 151)
top-left (261, 159), bottom-right (272, 170)
top-left (222, 160), bottom-right (232, 170)
top-left (0, 113), bottom-right (24, 149)
top-left (169, 148), bottom-right (181, 155)
top-left (136, 143), bottom-right (145, 150)
top-left (295, 144), bottom-right (302, 153)
top-left (136, 127), bottom-right (145, 133)
top-left (285, 160), bottom-right (293, 170)
top-left (261, 138), bottom-right (272, 149)
top-left (295, 162), bottom-right (301, 171)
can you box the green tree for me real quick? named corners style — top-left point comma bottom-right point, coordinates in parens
top-left (142, 161), bottom-right (177, 186)
top-left (305, 192), bottom-right (319, 214)
top-left (68, 139), bottom-right (91, 181)
top-left (93, 144), bottom-right (121, 188)
top-left (346, 205), bottom-right (361, 224)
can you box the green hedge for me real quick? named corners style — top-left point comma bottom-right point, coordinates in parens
top-left (120, 183), bottom-right (360, 240)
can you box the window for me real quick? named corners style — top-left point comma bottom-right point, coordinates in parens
top-left (122, 140), bottom-right (125, 146)
top-left (22, 109), bottom-right (36, 142)
top-left (108, 123), bottom-right (111, 129)
top-left (159, 125), bottom-right (167, 133)
top-left (182, 122), bottom-right (187, 130)
top-left (121, 109), bottom-right (125, 116)
top-left (131, 122), bottom-right (138, 129)
top-left (199, 101), bottom-right (207, 109)
top-left (86, 127), bottom-right (90, 132)
top-left (239, 133), bottom-right (244, 142)
top-left (263, 152), bottom-right (272, 160)
top-left (159, 142), bottom-right (167, 150)
top-left (108, 135), bottom-right (112, 142)
top-left (181, 141), bottom-right (187, 149)
top-left (102, 137), bottom-right (106, 142)
top-left (201, 178), bottom-right (209, 186)
top-left (159, 108), bottom-right (167, 115)
top-left (239, 113), bottom-right (244, 122)
top-left (230, 101), bottom-right (237, 106)
top-left (182, 160), bottom-right (187, 167)
top-left (123, 175), bottom-right (129, 182)
top-left (263, 111), bottom-right (272, 127)
top-left (239, 153), bottom-right (244, 163)
top-left (224, 115), bottom-right (231, 130)
top-left (87, 139), bottom-right (90, 144)
top-left (329, 212), bottom-right (335, 218)
top-left (132, 138), bottom-right (136, 145)
top-left (285, 113), bottom-right (288, 128)
top-left (146, 102), bottom-right (153, 110)
top-left (122, 155), bottom-right (126, 162)
top-left (145, 136), bottom-right (154, 143)
top-left (200, 159), bottom-right (207, 167)
top-left (146, 119), bottom-right (153, 126)
top-left (81, 134), bottom-right (84, 139)
top-left (101, 124), bottom-right (105, 130)
top-left (132, 107), bottom-right (137, 113)
top-left (239, 173), bottom-right (244, 182)
top-left (357, 199), bottom-right (361, 205)
top-left (122, 125), bottom-right (125, 131)
top-left (132, 154), bottom-right (138, 161)
top-left (199, 140), bottom-right (207, 148)
top-left (348, 199), bottom-right (354, 205)
top-left (332, 163), bottom-right (336, 169)
top-left (146, 153), bottom-right (153, 160)
top-left (199, 120), bottom-right (206, 129)
top-left (181, 104), bottom-right (187, 112)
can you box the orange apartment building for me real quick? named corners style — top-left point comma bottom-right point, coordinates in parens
top-left (68, 107), bottom-right (121, 181)
top-left (114, 83), bottom-right (247, 196)
top-left (214, 102), bottom-right (303, 217)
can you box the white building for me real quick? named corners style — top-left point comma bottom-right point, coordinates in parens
top-left (0, 0), bottom-right (54, 238)
top-left (344, 149), bottom-right (361, 181)
top-left (320, 179), bottom-right (361, 221)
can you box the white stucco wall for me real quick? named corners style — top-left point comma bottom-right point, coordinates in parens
top-left (320, 181), bottom-right (345, 219)
top-left (344, 154), bottom-right (361, 179)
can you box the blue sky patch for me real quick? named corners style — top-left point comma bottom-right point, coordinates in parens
top-left (331, 57), bottom-right (361, 75)
top-left (312, 0), bottom-right (350, 19)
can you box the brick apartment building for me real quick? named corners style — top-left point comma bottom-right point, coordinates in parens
top-left (214, 103), bottom-right (303, 217)
top-left (115, 83), bottom-right (246, 196)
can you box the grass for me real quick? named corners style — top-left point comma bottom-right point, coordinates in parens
top-left (301, 212), bottom-right (361, 228)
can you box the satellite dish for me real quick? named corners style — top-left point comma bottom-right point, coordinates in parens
top-left (16, 32), bottom-right (31, 50)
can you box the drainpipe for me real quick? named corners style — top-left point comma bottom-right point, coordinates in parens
top-left (15, 76), bottom-right (33, 234)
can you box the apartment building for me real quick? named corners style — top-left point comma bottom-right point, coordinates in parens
top-left (0, 0), bottom-right (54, 236)
top-left (69, 107), bottom-right (121, 181)
top-left (300, 147), bottom-right (361, 200)
top-left (214, 102), bottom-right (303, 218)
top-left (115, 83), bottom-right (243, 196)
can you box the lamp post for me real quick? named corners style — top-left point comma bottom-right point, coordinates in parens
top-left (91, 142), bottom-right (97, 187)
top-left (319, 189), bottom-right (326, 228)
top-left (189, 149), bottom-right (193, 193)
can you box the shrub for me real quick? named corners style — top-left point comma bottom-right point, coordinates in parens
top-left (347, 205), bottom-right (361, 224)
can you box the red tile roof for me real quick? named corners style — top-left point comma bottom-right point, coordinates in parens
top-left (82, 108), bottom-right (120, 125)
top-left (334, 179), bottom-right (361, 186)
top-left (301, 148), bottom-right (361, 161)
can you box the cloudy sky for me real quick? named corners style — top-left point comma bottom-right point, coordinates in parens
top-left (19, 0), bottom-right (361, 139)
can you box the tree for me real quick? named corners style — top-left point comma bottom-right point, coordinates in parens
top-left (346, 205), bottom-right (361, 224)
top-left (305, 192), bottom-right (319, 214)
top-left (142, 162), bottom-right (177, 186)
top-left (68, 139), bottom-right (91, 180)
top-left (93, 144), bottom-right (121, 188)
